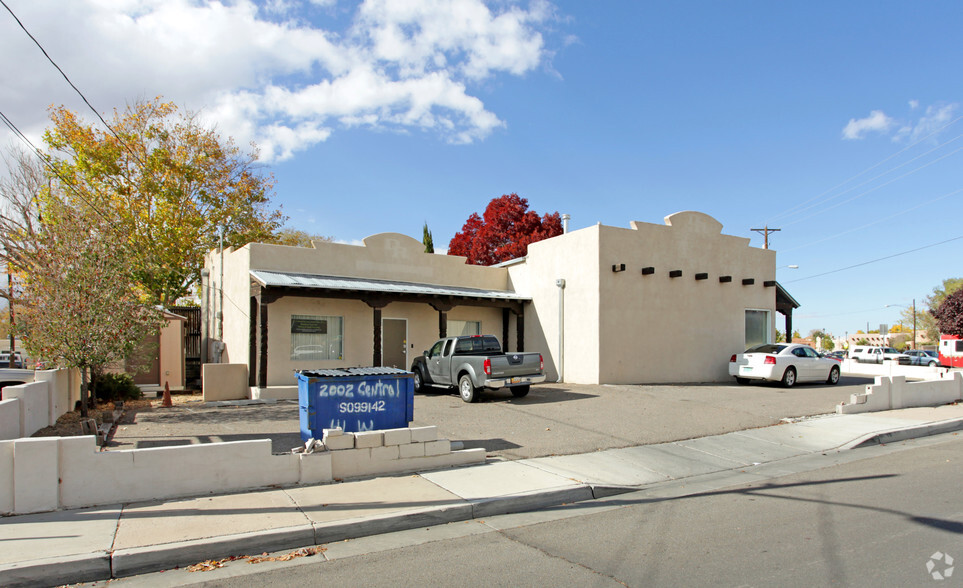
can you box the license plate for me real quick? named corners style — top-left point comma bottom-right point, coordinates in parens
top-left (741, 367), bottom-right (753, 373)
top-left (511, 377), bottom-right (523, 384)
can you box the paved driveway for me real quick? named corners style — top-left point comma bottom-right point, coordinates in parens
top-left (110, 376), bottom-right (872, 459)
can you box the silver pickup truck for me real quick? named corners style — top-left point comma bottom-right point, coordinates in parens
top-left (410, 335), bottom-right (545, 402)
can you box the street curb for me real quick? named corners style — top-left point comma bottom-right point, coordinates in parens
top-left (106, 487), bottom-right (597, 581)
top-left (0, 550), bottom-right (110, 588)
top-left (110, 524), bottom-right (316, 579)
top-left (313, 503), bottom-right (474, 544)
top-left (843, 417), bottom-right (963, 449)
top-left (471, 485), bottom-right (595, 519)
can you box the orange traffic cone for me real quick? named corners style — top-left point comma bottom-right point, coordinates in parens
top-left (161, 381), bottom-right (172, 408)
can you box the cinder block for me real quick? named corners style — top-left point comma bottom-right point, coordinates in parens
top-left (399, 442), bottom-right (426, 458)
top-left (423, 439), bottom-right (451, 456)
top-left (409, 426), bottom-right (437, 443)
top-left (371, 445), bottom-right (400, 462)
top-left (383, 427), bottom-right (411, 446)
top-left (14, 438), bottom-right (59, 513)
top-left (323, 427), bottom-right (344, 438)
top-left (0, 440), bottom-right (13, 513)
top-left (354, 431), bottom-right (384, 449)
top-left (330, 448), bottom-right (372, 479)
top-left (299, 451), bottom-right (333, 484)
top-left (324, 434), bottom-right (355, 451)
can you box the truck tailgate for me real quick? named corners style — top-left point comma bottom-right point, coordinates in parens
top-left (489, 353), bottom-right (541, 377)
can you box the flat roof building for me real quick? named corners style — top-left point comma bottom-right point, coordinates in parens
top-left (205, 211), bottom-right (794, 396)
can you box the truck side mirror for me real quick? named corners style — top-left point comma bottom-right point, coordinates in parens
top-left (423, 350), bottom-right (429, 358)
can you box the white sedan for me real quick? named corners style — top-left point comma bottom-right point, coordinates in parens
top-left (729, 343), bottom-right (841, 387)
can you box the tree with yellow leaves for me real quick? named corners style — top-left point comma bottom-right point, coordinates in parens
top-left (43, 98), bottom-right (284, 306)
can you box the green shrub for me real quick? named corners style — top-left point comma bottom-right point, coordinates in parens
top-left (94, 372), bottom-right (143, 403)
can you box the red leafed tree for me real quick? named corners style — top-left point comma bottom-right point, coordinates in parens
top-left (933, 289), bottom-right (963, 338)
top-left (448, 194), bottom-right (563, 265)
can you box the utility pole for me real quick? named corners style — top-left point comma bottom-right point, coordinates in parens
top-left (751, 226), bottom-right (781, 249)
top-left (912, 298), bottom-right (917, 350)
top-left (6, 269), bottom-right (13, 369)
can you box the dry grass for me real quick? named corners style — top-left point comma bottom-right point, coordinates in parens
top-left (31, 391), bottom-right (203, 438)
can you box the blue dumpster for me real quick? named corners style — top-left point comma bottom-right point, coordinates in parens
top-left (296, 367), bottom-right (414, 441)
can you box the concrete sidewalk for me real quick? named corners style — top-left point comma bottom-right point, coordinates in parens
top-left (2, 404), bottom-right (962, 587)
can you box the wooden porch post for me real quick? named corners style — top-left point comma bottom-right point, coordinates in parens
top-left (249, 296), bottom-right (257, 387)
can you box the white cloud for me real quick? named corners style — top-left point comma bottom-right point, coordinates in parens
top-left (841, 110), bottom-right (894, 140)
top-left (0, 0), bottom-right (557, 161)
top-left (897, 103), bottom-right (957, 143)
top-left (842, 103), bottom-right (959, 144)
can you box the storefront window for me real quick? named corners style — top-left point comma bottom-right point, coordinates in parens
top-left (745, 310), bottom-right (770, 349)
top-left (291, 315), bottom-right (343, 360)
top-left (448, 320), bottom-right (481, 336)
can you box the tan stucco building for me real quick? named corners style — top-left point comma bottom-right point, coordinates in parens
top-left (205, 211), bottom-right (794, 394)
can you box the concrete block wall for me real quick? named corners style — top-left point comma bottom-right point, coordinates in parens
top-left (0, 369), bottom-right (77, 439)
top-left (0, 424), bottom-right (486, 515)
top-left (319, 426), bottom-right (484, 480)
top-left (202, 363), bottom-right (249, 401)
top-left (837, 372), bottom-right (963, 414)
top-left (0, 398), bottom-right (20, 440)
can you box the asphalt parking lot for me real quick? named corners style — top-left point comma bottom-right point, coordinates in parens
top-left (108, 376), bottom-right (874, 459)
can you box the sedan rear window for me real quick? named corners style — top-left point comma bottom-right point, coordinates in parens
top-left (745, 344), bottom-right (786, 354)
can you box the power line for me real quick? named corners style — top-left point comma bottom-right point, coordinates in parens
top-left (0, 108), bottom-right (110, 220)
top-left (0, 0), bottom-right (118, 138)
top-left (765, 114), bottom-right (963, 225)
top-left (784, 234), bottom-right (963, 284)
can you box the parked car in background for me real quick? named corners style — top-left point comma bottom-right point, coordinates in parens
top-left (0, 351), bottom-right (26, 369)
top-left (899, 349), bottom-right (941, 367)
top-left (729, 343), bottom-right (841, 388)
top-left (820, 351), bottom-right (844, 362)
top-left (824, 350), bottom-right (848, 361)
top-left (849, 346), bottom-right (909, 364)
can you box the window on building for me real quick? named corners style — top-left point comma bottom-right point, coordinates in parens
top-left (291, 315), bottom-right (343, 361)
top-left (745, 310), bottom-right (770, 349)
top-left (448, 320), bottom-right (481, 336)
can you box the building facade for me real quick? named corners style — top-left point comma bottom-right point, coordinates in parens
top-left (205, 211), bottom-right (788, 393)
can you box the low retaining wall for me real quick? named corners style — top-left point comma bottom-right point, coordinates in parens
top-left (841, 359), bottom-right (949, 380)
top-left (837, 371), bottom-right (963, 414)
top-left (0, 370), bottom-right (79, 440)
top-left (0, 425), bottom-right (485, 515)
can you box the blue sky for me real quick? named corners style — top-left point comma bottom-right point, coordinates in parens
top-left (1, 0), bottom-right (961, 338)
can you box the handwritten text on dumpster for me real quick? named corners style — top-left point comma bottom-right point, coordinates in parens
top-left (315, 380), bottom-right (401, 399)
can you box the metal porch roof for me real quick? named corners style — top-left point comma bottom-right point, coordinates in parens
top-left (251, 270), bottom-right (529, 301)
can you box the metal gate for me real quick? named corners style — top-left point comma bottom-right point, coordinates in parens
top-left (170, 306), bottom-right (202, 389)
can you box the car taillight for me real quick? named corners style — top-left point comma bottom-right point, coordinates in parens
top-left (484, 358), bottom-right (491, 376)
top-left (539, 354), bottom-right (544, 370)
top-left (729, 354), bottom-right (737, 362)
top-left (764, 356), bottom-right (776, 365)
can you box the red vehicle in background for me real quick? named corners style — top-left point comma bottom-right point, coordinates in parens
top-left (938, 334), bottom-right (963, 368)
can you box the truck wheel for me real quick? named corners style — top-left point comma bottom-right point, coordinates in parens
top-left (412, 369), bottom-right (424, 393)
top-left (458, 374), bottom-right (478, 403)
top-left (511, 385), bottom-right (530, 398)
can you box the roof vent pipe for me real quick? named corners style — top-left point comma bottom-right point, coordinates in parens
top-left (562, 213), bottom-right (570, 234)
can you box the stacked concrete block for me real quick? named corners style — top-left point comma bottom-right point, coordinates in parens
top-left (322, 428), bottom-right (355, 450)
top-left (320, 425), bottom-right (484, 480)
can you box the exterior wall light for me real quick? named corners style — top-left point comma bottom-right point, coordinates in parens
top-left (612, 264), bottom-right (625, 272)
top-left (641, 267), bottom-right (655, 275)
top-left (669, 270), bottom-right (682, 278)
top-left (695, 273), bottom-right (708, 280)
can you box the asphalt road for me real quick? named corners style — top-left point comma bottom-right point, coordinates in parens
top-left (412, 377), bottom-right (874, 458)
top-left (108, 377), bottom-right (873, 458)
top-left (105, 431), bottom-right (963, 587)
